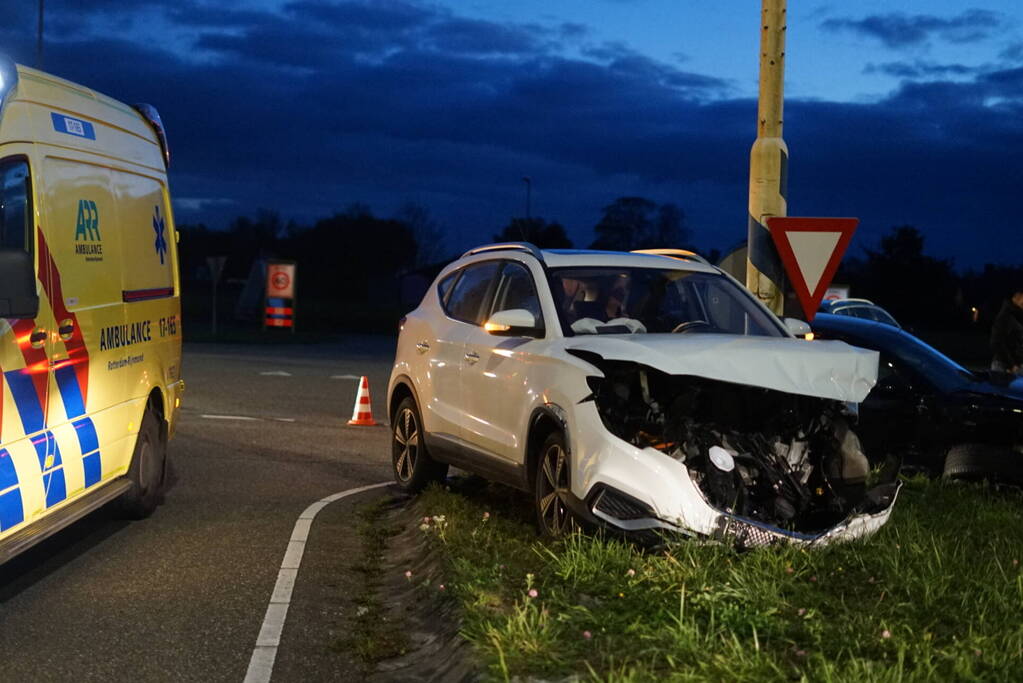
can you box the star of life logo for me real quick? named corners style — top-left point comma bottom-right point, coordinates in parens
top-left (153, 205), bottom-right (167, 265)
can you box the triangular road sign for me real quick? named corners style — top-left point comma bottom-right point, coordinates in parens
top-left (766, 217), bottom-right (858, 321)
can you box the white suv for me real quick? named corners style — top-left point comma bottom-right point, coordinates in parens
top-left (387, 244), bottom-right (900, 547)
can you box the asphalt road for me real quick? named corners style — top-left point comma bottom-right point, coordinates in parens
top-left (0, 336), bottom-right (398, 682)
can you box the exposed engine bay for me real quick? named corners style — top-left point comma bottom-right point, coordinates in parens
top-left (580, 354), bottom-right (898, 534)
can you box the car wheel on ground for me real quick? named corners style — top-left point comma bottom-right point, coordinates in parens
top-left (943, 443), bottom-right (1023, 483)
top-left (534, 431), bottom-right (575, 537)
top-left (119, 404), bottom-right (166, 519)
top-left (392, 396), bottom-right (448, 492)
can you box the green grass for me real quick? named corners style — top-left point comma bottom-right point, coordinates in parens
top-left (334, 499), bottom-right (410, 665)
top-left (410, 476), bottom-right (1023, 681)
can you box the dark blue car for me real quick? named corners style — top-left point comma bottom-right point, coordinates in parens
top-left (810, 313), bottom-right (1023, 482)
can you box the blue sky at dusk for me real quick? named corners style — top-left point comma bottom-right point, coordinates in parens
top-left (2, 1), bottom-right (1022, 268)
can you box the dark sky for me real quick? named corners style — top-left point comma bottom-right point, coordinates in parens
top-left (3, 1), bottom-right (1022, 269)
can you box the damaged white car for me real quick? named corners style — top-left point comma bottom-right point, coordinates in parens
top-left (387, 244), bottom-right (900, 548)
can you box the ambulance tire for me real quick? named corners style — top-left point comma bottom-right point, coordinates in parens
top-left (392, 396), bottom-right (448, 493)
top-left (119, 407), bottom-right (166, 519)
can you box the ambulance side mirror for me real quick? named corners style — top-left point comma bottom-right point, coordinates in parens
top-left (0, 249), bottom-right (39, 319)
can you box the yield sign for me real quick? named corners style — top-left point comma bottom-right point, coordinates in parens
top-left (766, 217), bottom-right (858, 321)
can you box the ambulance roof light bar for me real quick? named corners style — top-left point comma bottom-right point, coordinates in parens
top-left (132, 102), bottom-right (170, 169)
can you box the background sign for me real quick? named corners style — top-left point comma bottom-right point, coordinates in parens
top-left (824, 285), bottom-right (849, 302)
top-left (265, 262), bottom-right (296, 299)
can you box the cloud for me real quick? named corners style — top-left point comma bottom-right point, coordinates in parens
top-left (821, 10), bottom-right (1005, 49)
top-left (425, 18), bottom-right (549, 55)
top-left (174, 197), bottom-right (237, 212)
top-left (5, 1), bottom-right (1021, 267)
top-left (1001, 42), bottom-right (1023, 62)
top-left (864, 61), bottom-right (983, 80)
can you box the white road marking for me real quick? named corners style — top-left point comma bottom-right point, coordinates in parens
top-left (330, 374), bottom-right (361, 380)
top-left (260, 371), bottom-right (293, 377)
top-left (200, 414), bottom-right (261, 421)
top-left (243, 481), bottom-right (391, 683)
top-left (200, 414), bottom-right (298, 423)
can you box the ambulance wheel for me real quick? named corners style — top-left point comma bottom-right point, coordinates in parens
top-left (120, 407), bottom-right (166, 519)
top-left (392, 396), bottom-right (447, 492)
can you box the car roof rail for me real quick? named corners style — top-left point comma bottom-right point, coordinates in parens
top-left (461, 242), bottom-right (544, 262)
top-left (630, 248), bottom-right (711, 265)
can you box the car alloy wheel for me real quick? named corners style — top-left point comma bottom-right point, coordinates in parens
top-left (536, 433), bottom-right (574, 536)
top-left (393, 406), bottom-right (420, 484)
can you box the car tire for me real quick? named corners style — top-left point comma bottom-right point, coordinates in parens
top-left (119, 405), bottom-right (166, 519)
top-left (534, 431), bottom-right (575, 537)
top-left (392, 396), bottom-right (448, 492)
top-left (943, 443), bottom-right (1022, 484)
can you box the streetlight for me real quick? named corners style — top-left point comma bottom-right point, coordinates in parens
top-left (522, 176), bottom-right (532, 220)
top-left (37, 0), bottom-right (45, 70)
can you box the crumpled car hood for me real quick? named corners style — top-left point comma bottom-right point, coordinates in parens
top-left (565, 333), bottom-right (879, 403)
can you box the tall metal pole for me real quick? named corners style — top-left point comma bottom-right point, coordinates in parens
top-left (36, 0), bottom-right (45, 70)
top-left (522, 176), bottom-right (532, 220)
top-left (746, 0), bottom-right (788, 315)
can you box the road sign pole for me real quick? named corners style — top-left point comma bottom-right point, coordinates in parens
top-left (746, 0), bottom-right (788, 315)
top-left (207, 256), bottom-right (227, 337)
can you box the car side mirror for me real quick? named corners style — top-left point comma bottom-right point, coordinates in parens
top-left (0, 249), bottom-right (39, 319)
top-left (484, 309), bottom-right (543, 338)
top-left (783, 317), bottom-right (812, 338)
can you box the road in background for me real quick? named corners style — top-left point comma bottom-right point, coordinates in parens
top-left (0, 336), bottom-right (396, 681)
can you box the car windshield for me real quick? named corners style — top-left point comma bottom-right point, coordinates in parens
top-left (548, 266), bottom-right (784, 337)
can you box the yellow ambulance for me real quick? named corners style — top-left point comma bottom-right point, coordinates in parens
top-left (0, 57), bottom-right (182, 562)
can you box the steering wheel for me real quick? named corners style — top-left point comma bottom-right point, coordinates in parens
top-left (671, 320), bottom-right (711, 334)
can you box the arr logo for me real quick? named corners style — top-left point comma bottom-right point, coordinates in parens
top-left (75, 200), bottom-right (101, 241)
top-left (74, 199), bottom-right (103, 261)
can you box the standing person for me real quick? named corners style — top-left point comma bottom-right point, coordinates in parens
top-left (990, 289), bottom-right (1023, 374)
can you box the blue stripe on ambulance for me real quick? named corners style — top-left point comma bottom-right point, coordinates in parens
top-left (74, 419), bottom-right (101, 486)
top-left (32, 432), bottom-right (66, 508)
top-left (4, 369), bottom-right (45, 434)
top-left (55, 364), bottom-right (103, 487)
top-left (0, 449), bottom-right (25, 531)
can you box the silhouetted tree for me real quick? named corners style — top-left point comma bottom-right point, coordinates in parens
top-left (590, 196), bottom-right (690, 251)
top-left (396, 202), bottom-right (447, 266)
top-left (288, 207), bottom-right (417, 301)
top-left (493, 217), bottom-right (573, 249)
top-left (847, 225), bottom-right (960, 327)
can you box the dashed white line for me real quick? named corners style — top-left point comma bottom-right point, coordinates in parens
top-left (330, 374), bottom-right (361, 380)
top-left (200, 414), bottom-right (297, 423)
top-left (243, 481), bottom-right (391, 683)
top-left (260, 371), bottom-right (293, 377)
top-left (200, 414), bottom-right (261, 421)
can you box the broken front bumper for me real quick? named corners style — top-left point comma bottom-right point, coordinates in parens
top-left (568, 401), bottom-right (901, 547)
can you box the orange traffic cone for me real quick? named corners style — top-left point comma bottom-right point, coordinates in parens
top-left (347, 376), bottom-right (378, 426)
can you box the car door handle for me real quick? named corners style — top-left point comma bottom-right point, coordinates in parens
top-left (30, 328), bottom-right (47, 348)
top-left (464, 351), bottom-right (480, 365)
top-left (416, 341), bottom-right (430, 354)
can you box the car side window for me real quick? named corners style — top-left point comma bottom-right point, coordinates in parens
top-left (0, 158), bottom-right (31, 252)
top-left (490, 262), bottom-right (544, 329)
top-left (437, 270), bottom-right (459, 306)
top-left (444, 261), bottom-right (500, 325)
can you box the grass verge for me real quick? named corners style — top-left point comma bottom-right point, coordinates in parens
top-left (411, 476), bottom-right (1023, 681)
top-left (334, 498), bottom-right (409, 666)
